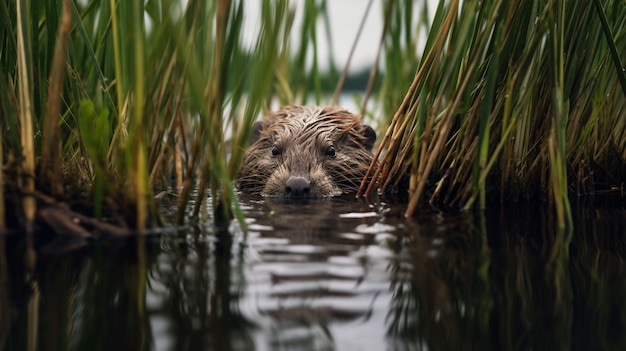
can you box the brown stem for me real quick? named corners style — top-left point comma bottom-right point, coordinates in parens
top-left (40, 0), bottom-right (72, 196)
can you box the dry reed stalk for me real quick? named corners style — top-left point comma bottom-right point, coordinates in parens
top-left (148, 113), bottom-right (178, 187)
top-left (201, 0), bottom-right (230, 221)
top-left (148, 63), bottom-right (186, 187)
top-left (175, 136), bottom-right (184, 190)
top-left (175, 109), bottom-right (188, 191)
top-left (40, 0), bottom-right (71, 196)
top-left (109, 0), bottom-right (124, 116)
top-left (16, 0), bottom-right (36, 232)
top-left (176, 139), bottom-right (201, 225)
top-left (359, 0), bottom-right (459, 201)
top-left (357, 25), bottom-right (433, 198)
top-left (365, 0), bottom-right (625, 226)
top-left (380, 100), bottom-right (420, 192)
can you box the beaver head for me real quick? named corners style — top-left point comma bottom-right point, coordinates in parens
top-left (237, 106), bottom-right (376, 198)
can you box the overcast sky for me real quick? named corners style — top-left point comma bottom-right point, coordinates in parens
top-left (243, 0), bottom-right (434, 72)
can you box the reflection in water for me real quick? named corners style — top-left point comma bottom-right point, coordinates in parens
top-left (385, 210), bottom-right (490, 350)
top-left (236, 195), bottom-right (389, 350)
top-left (0, 196), bottom-right (625, 350)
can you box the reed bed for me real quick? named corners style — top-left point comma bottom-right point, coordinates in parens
top-left (360, 0), bottom-right (626, 228)
top-left (1, 0), bottom-right (625, 233)
top-left (1, 0), bottom-right (337, 232)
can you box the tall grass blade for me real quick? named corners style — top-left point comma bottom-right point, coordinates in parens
top-left (473, 16), bottom-right (503, 210)
top-left (362, 0), bottom-right (624, 224)
top-left (593, 0), bottom-right (626, 97)
top-left (549, 0), bottom-right (573, 228)
top-left (16, 0), bottom-right (36, 232)
top-left (108, 0), bottom-right (125, 116)
top-left (77, 100), bottom-right (111, 218)
top-left (129, 0), bottom-right (149, 231)
top-left (4, 0), bottom-right (623, 233)
top-left (40, 0), bottom-right (72, 196)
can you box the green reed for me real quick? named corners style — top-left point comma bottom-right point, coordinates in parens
top-left (363, 0), bottom-right (626, 228)
top-left (1, 0), bottom-right (333, 230)
top-left (2, 0), bottom-right (625, 231)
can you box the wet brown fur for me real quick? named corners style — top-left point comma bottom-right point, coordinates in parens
top-left (237, 106), bottom-right (376, 197)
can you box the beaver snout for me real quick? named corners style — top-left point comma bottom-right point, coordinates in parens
top-left (284, 176), bottom-right (311, 197)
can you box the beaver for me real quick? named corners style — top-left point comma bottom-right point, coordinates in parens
top-left (237, 106), bottom-right (376, 198)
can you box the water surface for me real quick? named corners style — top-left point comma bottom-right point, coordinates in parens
top-left (2, 194), bottom-right (626, 350)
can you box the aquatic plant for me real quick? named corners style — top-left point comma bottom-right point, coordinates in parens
top-left (360, 0), bottom-right (626, 228)
top-left (2, 0), bottom-right (626, 235)
top-left (0, 0), bottom-right (336, 233)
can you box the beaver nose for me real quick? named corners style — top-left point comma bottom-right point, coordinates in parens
top-left (285, 176), bottom-right (311, 197)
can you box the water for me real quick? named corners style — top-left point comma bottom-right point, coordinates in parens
top-left (2, 194), bottom-right (626, 350)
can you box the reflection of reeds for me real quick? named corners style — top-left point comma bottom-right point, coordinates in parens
top-left (362, 0), bottom-right (626, 228)
top-left (568, 198), bottom-right (626, 350)
top-left (487, 203), bottom-right (573, 350)
top-left (386, 212), bottom-right (490, 350)
top-left (0, 119), bottom-right (3, 231)
top-left (0, 240), bottom-right (7, 347)
top-left (149, 231), bottom-right (253, 350)
top-left (0, 239), bottom-right (161, 350)
top-left (386, 201), bottom-right (626, 350)
top-left (0, 200), bottom-right (625, 349)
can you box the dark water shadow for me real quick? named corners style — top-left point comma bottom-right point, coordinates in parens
top-left (1, 195), bottom-right (626, 350)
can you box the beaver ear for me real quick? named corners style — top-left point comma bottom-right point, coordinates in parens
top-left (359, 125), bottom-right (376, 151)
top-left (249, 121), bottom-right (264, 145)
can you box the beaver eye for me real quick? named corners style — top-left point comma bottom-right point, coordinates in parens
top-left (325, 146), bottom-right (336, 158)
top-left (271, 146), bottom-right (281, 157)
